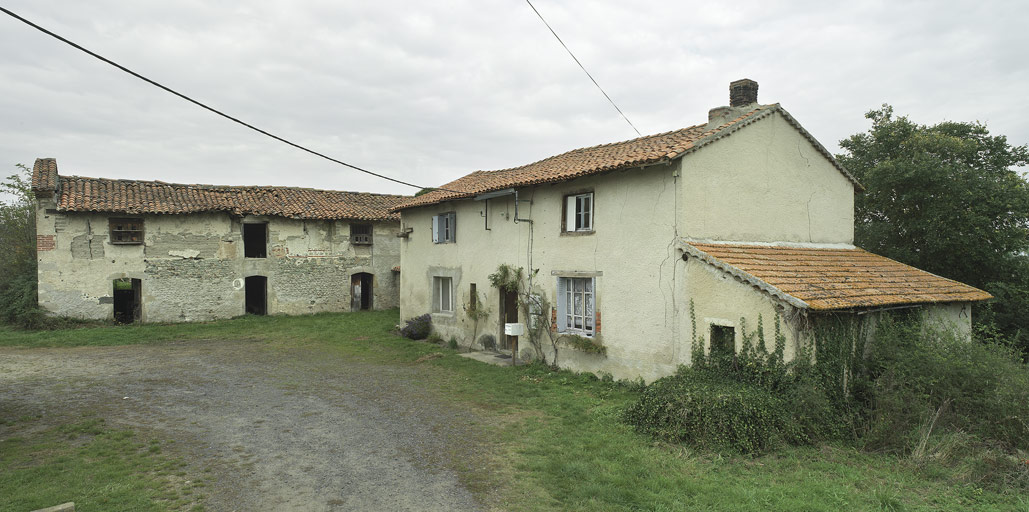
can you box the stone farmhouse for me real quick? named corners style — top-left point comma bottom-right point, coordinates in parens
top-left (31, 158), bottom-right (406, 323)
top-left (391, 80), bottom-right (992, 382)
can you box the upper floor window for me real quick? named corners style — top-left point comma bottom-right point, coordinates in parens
top-left (564, 192), bottom-right (593, 232)
top-left (243, 222), bottom-right (268, 258)
top-left (432, 212), bottom-right (456, 243)
top-left (350, 224), bottom-right (373, 245)
top-left (109, 218), bottom-right (144, 244)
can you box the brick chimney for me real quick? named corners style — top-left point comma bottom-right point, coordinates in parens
top-left (729, 79), bottom-right (758, 107)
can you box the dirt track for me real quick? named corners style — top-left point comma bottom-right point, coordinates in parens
top-left (0, 340), bottom-right (491, 511)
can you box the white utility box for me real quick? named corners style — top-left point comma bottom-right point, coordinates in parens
top-left (504, 323), bottom-right (525, 336)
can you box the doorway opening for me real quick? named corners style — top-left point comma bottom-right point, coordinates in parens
top-left (501, 288), bottom-right (518, 351)
top-left (113, 278), bottom-right (141, 324)
top-left (245, 275), bottom-right (267, 315)
top-left (351, 272), bottom-right (373, 311)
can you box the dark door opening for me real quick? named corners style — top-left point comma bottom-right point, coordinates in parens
top-left (245, 275), bottom-right (267, 315)
top-left (243, 223), bottom-right (267, 258)
top-left (351, 272), bottom-right (373, 311)
top-left (502, 288), bottom-right (518, 351)
top-left (113, 278), bottom-right (141, 324)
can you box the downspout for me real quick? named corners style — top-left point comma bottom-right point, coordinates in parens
top-left (513, 189), bottom-right (533, 224)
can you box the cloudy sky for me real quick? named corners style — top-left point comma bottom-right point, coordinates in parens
top-left (1, 0), bottom-right (1026, 198)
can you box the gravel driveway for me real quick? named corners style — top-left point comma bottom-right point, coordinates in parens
top-left (0, 339), bottom-right (492, 511)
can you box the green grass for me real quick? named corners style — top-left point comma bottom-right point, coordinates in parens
top-left (2, 310), bottom-right (1027, 511)
top-left (0, 416), bottom-right (201, 512)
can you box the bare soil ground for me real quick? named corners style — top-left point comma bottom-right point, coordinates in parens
top-left (0, 339), bottom-right (493, 511)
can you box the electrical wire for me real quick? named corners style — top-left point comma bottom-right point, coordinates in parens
top-left (0, 6), bottom-right (458, 193)
top-left (524, 0), bottom-right (641, 137)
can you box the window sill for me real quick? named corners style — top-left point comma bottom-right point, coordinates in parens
top-left (560, 230), bottom-right (595, 237)
top-left (558, 330), bottom-right (594, 338)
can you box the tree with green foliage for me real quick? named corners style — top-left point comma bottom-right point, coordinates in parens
top-left (837, 105), bottom-right (1029, 352)
top-left (0, 164), bottom-right (43, 327)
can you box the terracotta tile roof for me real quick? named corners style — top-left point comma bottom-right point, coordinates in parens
top-left (684, 241), bottom-right (992, 311)
top-left (50, 173), bottom-right (406, 221)
top-left (392, 103), bottom-right (859, 212)
top-left (31, 158), bottom-right (58, 197)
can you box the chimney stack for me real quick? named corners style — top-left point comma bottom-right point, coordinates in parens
top-left (729, 78), bottom-right (758, 107)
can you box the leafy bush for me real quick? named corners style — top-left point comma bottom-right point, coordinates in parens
top-left (862, 317), bottom-right (1029, 453)
top-left (447, 336), bottom-right (458, 350)
top-left (478, 334), bottom-right (496, 351)
top-left (400, 314), bottom-right (431, 340)
top-left (624, 311), bottom-right (844, 454)
top-left (624, 369), bottom-right (793, 453)
top-left (0, 164), bottom-right (46, 329)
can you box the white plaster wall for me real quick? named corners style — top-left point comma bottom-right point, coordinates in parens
top-left (681, 111), bottom-right (855, 244)
top-left (36, 202), bottom-right (400, 322)
top-left (681, 260), bottom-right (801, 364)
top-left (923, 302), bottom-right (973, 340)
top-left (399, 163), bottom-right (686, 382)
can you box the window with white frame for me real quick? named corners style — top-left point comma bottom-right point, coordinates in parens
top-left (564, 192), bottom-right (593, 232)
top-left (433, 276), bottom-right (454, 313)
top-left (431, 212), bottom-right (456, 243)
top-left (556, 277), bottom-right (595, 335)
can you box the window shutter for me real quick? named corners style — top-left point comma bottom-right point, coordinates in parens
top-left (449, 212), bottom-right (456, 242)
top-left (431, 215), bottom-right (440, 243)
top-left (565, 196), bottom-right (576, 231)
top-left (555, 277), bottom-right (567, 331)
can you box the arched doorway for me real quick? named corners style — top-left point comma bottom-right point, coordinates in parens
top-left (351, 273), bottom-right (373, 311)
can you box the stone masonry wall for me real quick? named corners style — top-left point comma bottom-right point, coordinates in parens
top-left (35, 202), bottom-right (401, 323)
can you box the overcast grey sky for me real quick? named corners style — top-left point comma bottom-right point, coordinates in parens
top-left (2, 0), bottom-right (1027, 196)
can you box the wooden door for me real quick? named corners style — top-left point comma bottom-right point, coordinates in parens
top-left (504, 289), bottom-right (518, 355)
top-left (351, 274), bottom-right (363, 311)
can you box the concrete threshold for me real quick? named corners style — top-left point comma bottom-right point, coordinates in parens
top-left (458, 350), bottom-right (520, 367)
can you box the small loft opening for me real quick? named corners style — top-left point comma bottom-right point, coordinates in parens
top-left (243, 223), bottom-right (268, 258)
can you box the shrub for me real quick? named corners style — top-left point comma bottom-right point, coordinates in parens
top-left (400, 314), bottom-right (431, 340)
top-left (624, 310), bottom-right (857, 454)
top-left (447, 336), bottom-right (458, 350)
top-left (478, 334), bottom-right (496, 351)
top-left (623, 369), bottom-right (793, 454)
top-left (863, 317), bottom-right (1029, 453)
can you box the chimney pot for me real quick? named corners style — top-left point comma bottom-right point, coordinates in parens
top-left (708, 106), bottom-right (731, 124)
top-left (729, 79), bottom-right (758, 107)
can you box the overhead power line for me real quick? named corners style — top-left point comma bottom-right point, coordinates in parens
top-left (524, 0), bottom-right (641, 137)
top-left (0, 6), bottom-right (452, 193)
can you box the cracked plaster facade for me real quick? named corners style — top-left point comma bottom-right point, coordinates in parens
top-left (36, 201), bottom-right (400, 323)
